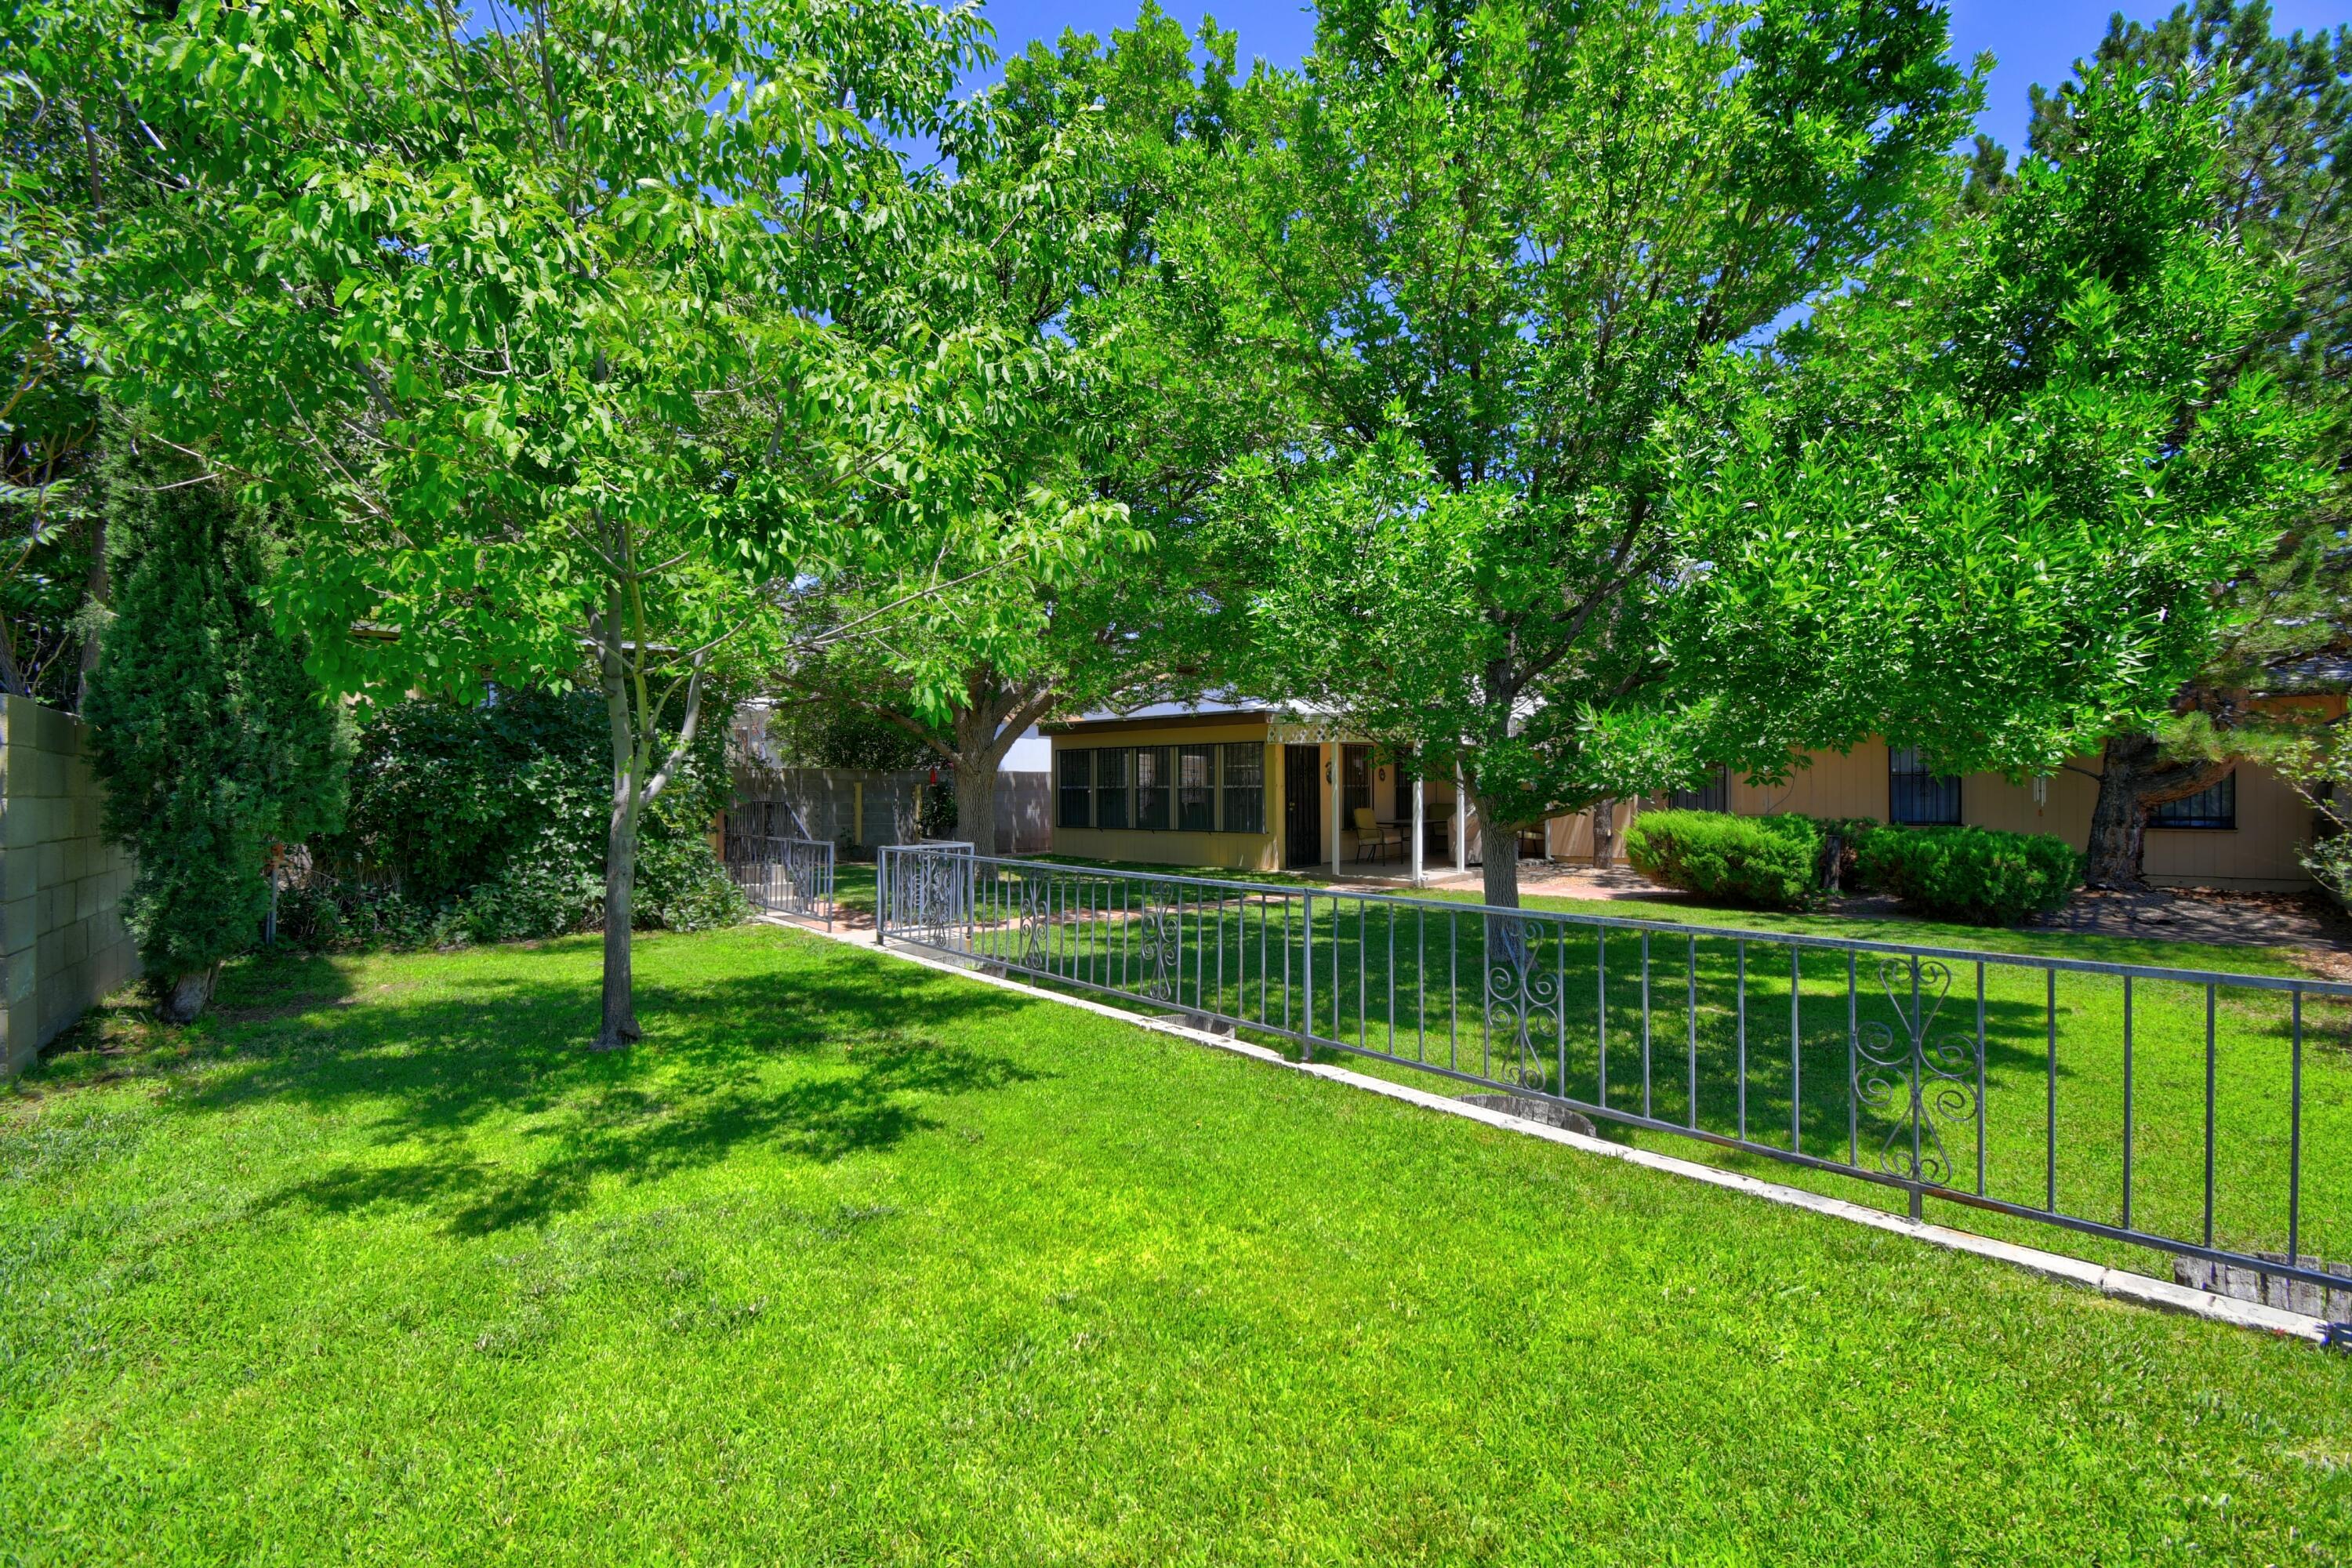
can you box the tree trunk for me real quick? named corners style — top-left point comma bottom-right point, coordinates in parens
top-left (2084, 732), bottom-right (2236, 891)
top-left (593, 592), bottom-right (641, 1051)
top-left (942, 678), bottom-right (1059, 855)
top-left (953, 756), bottom-right (998, 853)
top-left (949, 699), bottom-right (1007, 851)
top-left (2084, 735), bottom-right (2156, 889)
top-left (154, 967), bottom-right (218, 1024)
top-left (595, 798), bottom-right (641, 1049)
top-left (1478, 804), bottom-right (1522, 909)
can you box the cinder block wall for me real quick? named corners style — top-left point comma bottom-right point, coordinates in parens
top-left (1, 696), bottom-right (138, 1076)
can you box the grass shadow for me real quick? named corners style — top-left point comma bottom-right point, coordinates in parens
top-left (39, 932), bottom-right (1044, 1236)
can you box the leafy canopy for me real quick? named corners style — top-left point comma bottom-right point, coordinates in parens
top-left (1186, 0), bottom-right (1979, 832)
top-left (1698, 64), bottom-right (2325, 777)
top-left (89, 0), bottom-right (995, 708)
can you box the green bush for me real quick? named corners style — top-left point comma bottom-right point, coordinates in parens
top-left (2300, 831), bottom-right (2352, 901)
top-left (275, 878), bottom-right (449, 952)
top-left (1855, 826), bottom-right (2083, 924)
top-left (295, 688), bottom-right (745, 949)
top-left (1623, 810), bottom-right (1827, 910)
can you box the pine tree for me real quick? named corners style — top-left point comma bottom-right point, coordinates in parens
top-left (83, 442), bottom-right (348, 1020)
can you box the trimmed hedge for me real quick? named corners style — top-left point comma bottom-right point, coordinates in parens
top-left (1622, 810), bottom-right (1826, 910)
top-left (1855, 825), bottom-right (2083, 925)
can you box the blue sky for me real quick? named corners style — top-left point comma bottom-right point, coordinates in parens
top-left (963, 0), bottom-right (2350, 155)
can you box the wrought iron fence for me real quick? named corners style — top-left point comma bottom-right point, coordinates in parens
top-left (724, 833), bottom-right (836, 927)
top-left (877, 843), bottom-right (2352, 1305)
top-left (879, 841), bottom-right (975, 944)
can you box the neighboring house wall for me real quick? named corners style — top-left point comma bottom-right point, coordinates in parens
top-left (1546, 798), bottom-right (1637, 864)
top-left (995, 772), bottom-right (1051, 855)
top-left (1494, 741), bottom-right (2314, 891)
top-left (1712, 741), bottom-right (2316, 891)
top-left (1, 698), bottom-right (138, 1077)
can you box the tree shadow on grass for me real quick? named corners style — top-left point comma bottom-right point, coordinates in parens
top-left (148, 934), bottom-right (1044, 1233)
top-left (273, 1026), bottom-right (1034, 1233)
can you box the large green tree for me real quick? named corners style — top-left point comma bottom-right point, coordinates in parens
top-left (776, 5), bottom-right (1253, 847)
top-left (1688, 64), bottom-right (2318, 805)
top-left (89, 0), bottom-right (1002, 1047)
top-left (1184, 0), bottom-right (1979, 907)
top-left (2006, 1), bottom-right (2351, 887)
top-left (84, 446), bottom-right (347, 1021)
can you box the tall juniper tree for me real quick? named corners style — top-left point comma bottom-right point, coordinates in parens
top-left (84, 445), bottom-right (347, 1021)
top-left (1689, 63), bottom-right (2318, 815)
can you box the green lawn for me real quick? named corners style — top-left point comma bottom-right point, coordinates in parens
top-left (835, 858), bottom-right (878, 920)
top-left (948, 859), bottom-right (2350, 1282)
top-left (5, 925), bottom-right (2349, 1563)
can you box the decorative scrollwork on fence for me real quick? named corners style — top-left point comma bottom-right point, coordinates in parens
top-left (724, 835), bottom-right (833, 923)
top-left (1017, 877), bottom-right (1049, 971)
top-left (1137, 882), bottom-right (1179, 1003)
top-left (897, 844), bottom-right (974, 949)
top-left (1853, 957), bottom-right (1980, 1187)
top-left (1483, 914), bottom-right (1559, 1091)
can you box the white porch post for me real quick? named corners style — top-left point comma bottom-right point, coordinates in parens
top-left (1410, 770), bottom-right (1425, 887)
top-left (1454, 760), bottom-right (1468, 876)
top-left (1328, 741), bottom-right (1341, 876)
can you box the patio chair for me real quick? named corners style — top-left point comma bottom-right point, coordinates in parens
top-left (1352, 808), bottom-right (1406, 864)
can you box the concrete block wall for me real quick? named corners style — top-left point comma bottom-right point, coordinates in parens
top-left (1, 696), bottom-right (138, 1077)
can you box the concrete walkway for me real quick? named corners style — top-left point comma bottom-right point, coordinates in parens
top-left (2028, 887), bottom-right (2352, 959)
top-left (1284, 860), bottom-right (1675, 903)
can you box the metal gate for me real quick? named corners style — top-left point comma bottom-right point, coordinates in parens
top-left (723, 833), bottom-right (836, 927)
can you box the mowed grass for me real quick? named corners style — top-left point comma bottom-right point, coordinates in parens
top-left (969, 857), bottom-right (2352, 1276)
top-left (6, 924), bottom-right (2349, 1565)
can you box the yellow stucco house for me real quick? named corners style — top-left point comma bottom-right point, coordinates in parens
top-left (1044, 701), bottom-right (2328, 891)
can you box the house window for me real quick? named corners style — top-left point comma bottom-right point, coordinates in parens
top-left (1057, 749), bottom-right (1092, 829)
top-left (1222, 743), bottom-right (1265, 833)
top-left (1888, 746), bottom-right (1962, 826)
top-left (1178, 744), bottom-right (1217, 831)
top-left (1094, 746), bottom-right (1131, 830)
top-left (1671, 765), bottom-right (1730, 814)
top-left (1135, 745), bottom-right (1173, 830)
top-left (1343, 743), bottom-right (1373, 822)
top-left (2150, 772), bottom-right (2237, 829)
top-left (1392, 746), bottom-right (1414, 822)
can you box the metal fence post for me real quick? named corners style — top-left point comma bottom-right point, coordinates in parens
top-left (1301, 891), bottom-right (1315, 1064)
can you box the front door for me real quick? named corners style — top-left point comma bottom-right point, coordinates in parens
top-left (1283, 744), bottom-right (1322, 867)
